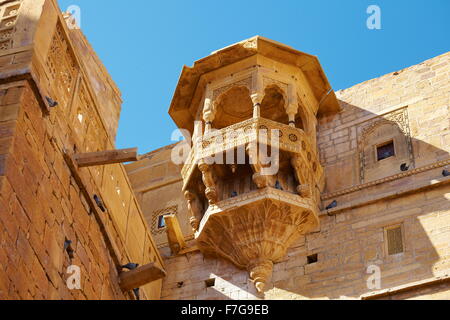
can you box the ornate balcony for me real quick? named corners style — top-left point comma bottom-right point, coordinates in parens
top-left (168, 37), bottom-right (340, 293)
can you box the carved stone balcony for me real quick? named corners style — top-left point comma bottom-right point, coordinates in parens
top-left (196, 187), bottom-right (319, 292)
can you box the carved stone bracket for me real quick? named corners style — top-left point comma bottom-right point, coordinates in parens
top-left (196, 198), bottom-right (319, 293)
top-left (198, 160), bottom-right (218, 204)
top-left (184, 190), bottom-right (203, 232)
top-left (246, 144), bottom-right (275, 188)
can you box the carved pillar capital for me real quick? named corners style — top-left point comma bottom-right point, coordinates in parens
top-left (251, 92), bottom-right (264, 118)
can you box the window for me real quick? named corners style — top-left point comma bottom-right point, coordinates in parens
top-left (385, 225), bottom-right (404, 255)
top-left (377, 140), bottom-right (395, 161)
top-left (307, 254), bottom-right (318, 264)
top-left (157, 215), bottom-right (166, 229)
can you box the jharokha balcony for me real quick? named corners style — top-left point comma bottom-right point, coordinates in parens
top-left (180, 117), bottom-right (324, 292)
top-left (168, 36), bottom-right (339, 293)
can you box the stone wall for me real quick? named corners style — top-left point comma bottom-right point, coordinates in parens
top-left (0, 0), bottom-right (163, 300)
top-left (149, 52), bottom-right (450, 300)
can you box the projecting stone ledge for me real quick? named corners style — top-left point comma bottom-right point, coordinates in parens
top-left (196, 189), bottom-right (319, 293)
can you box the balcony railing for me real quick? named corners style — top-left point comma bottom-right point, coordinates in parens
top-left (181, 117), bottom-right (322, 189)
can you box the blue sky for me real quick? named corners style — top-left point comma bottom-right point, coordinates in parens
top-left (57, 0), bottom-right (449, 154)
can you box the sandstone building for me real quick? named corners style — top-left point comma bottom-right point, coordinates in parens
top-left (1, 0), bottom-right (449, 300)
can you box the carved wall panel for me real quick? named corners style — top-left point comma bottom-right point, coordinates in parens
top-left (45, 23), bottom-right (79, 109)
top-left (0, 1), bottom-right (22, 51)
top-left (357, 107), bottom-right (414, 183)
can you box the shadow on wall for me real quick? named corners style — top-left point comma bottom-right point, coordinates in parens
top-left (263, 99), bottom-right (449, 299)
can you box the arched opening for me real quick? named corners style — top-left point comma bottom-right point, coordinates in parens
top-left (260, 85), bottom-right (288, 124)
top-left (212, 86), bottom-right (253, 129)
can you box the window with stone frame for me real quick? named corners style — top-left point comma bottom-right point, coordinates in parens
top-left (151, 205), bottom-right (177, 235)
top-left (358, 109), bottom-right (414, 184)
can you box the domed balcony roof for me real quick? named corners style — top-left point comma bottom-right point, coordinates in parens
top-left (168, 36), bottom-right (340, 135)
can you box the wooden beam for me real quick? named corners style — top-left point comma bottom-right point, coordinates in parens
top-left (119, 263), bottom-right (166, 291)
top-left (164, 215), bottom-right (187, 255)
top-left (74, 148), bottom-right (138, 167)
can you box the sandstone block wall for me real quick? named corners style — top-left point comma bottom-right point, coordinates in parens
top-left (0, 0), bottom-right (163, 300)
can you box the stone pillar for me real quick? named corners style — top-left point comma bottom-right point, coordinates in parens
top-left (287, 85), bottom-right (298, 127)
top-left (251, 71), bottom-right (264, 119)
top-left (251, 93), bottom-right (263, 119)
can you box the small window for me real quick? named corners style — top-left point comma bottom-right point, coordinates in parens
top-left (377, 141), bottom-right (395, 161)
top-left (157, 215), bottom-right (166, 229)
top-left (386, 225), bottom-right (404, 255)
top-left (307, 254), bottom-right (318, 264)
top-left (205, 278), bottom-right (216, 288)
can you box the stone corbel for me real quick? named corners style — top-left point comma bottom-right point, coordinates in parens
top-left (286, 103), bottom-right (298, 128)
top-left (291, 155), bottom-right (312, 198)
top-left (198, 160), bottom-right (218, 204)
top-left (248, 259), bottom-right (273, 293)
top-left (184, 190), bottom-right (203, 231)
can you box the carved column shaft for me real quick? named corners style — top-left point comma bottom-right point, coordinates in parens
top-left (251, 92), bottom-right (263, 119)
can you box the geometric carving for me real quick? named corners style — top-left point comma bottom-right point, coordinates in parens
top-left (46, 23), bottom-right (79, 108)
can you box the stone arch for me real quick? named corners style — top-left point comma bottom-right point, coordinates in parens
top-left (359, 119), bottom-right (413, 183)
top-left (212, 85), bottom-right (253, 129)
top-left (260, 84), bottom-right (289, 124)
